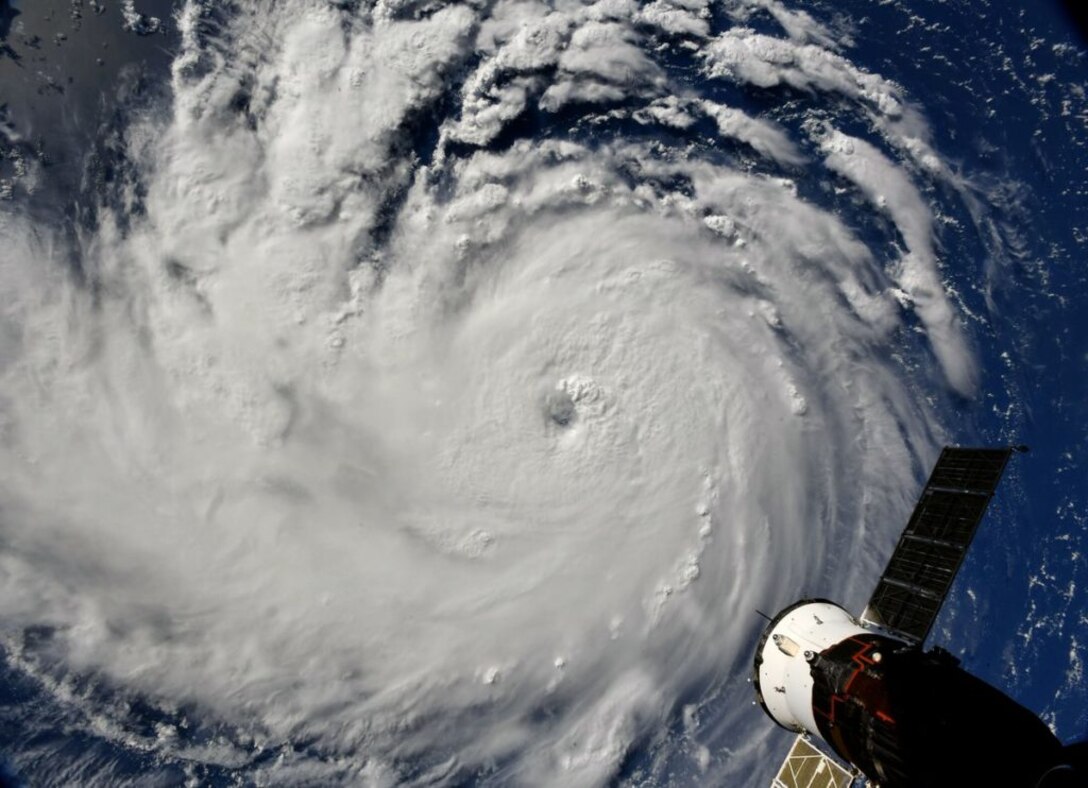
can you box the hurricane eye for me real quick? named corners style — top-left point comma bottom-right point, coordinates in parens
top-left (544, 389), bottom-right (576, 427)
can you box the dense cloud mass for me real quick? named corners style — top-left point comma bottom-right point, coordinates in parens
top-left (0, 0), bottom-right (987, 784)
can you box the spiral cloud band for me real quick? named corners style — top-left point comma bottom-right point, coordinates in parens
top-left (1, 0), bottom-right (976, 784)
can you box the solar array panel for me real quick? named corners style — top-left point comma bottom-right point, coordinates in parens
top-left (772, 736), bottom-right (854, 788)
top-left (861, 447), bottom-right (1016, 644)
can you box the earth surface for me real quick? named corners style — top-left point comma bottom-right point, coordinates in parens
top-left (0, 1), bottom-right (1085, 786)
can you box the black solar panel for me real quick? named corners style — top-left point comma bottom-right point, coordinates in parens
top-left (862, 447), bottom-right (1017, 643)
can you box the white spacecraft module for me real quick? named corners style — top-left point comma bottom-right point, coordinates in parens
top-left (753, 447), bottom-right (1088, 788)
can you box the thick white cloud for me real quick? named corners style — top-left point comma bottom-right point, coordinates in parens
top-left (818, 128), bottom-right (978, 396)
top-left (701, 100), bottom-right (806, 165)
top-left (702, 28), bottom-right (906, 116)
top-left (635, 0), bottom-right (711, 39)
top-left (721, 0), bottom-right (842, 48)
top-left (0, 0), bottom-right (979, 785)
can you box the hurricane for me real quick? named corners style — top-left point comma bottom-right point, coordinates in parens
top-left (0, 0), bottom-right (1052, 784)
